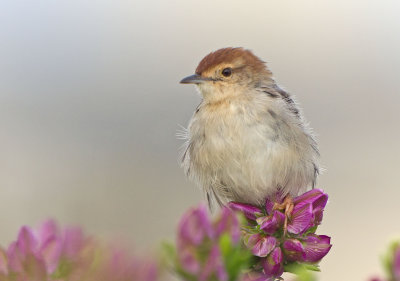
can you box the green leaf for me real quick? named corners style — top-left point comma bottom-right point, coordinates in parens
top-left (284, 262), bottom-right (318, 281)
top-left (382, 240), bottom-right (400, 279)
top-left (219, 233), bottom-right (233, 257)
top-left (161, 241), bottom-right (177, 260)
top-left (161, 241), bottom-right (200, 281)
top-left (304, 225), bottom-right (318, 235)
top-left (175, 267), bottom-right (198, 281)
top-left (160, 240), bottom-right (179, 273)
top-left (218, 234), bottom-right (253, 281)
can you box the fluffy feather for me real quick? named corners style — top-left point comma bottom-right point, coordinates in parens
top-left (181, 48), bottom-right (319, 207)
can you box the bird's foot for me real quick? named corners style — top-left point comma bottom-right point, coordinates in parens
top-left (273, 195), bottom-right (294, 236)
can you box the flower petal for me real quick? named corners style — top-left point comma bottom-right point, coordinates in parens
top-left (312, 192), bottom-right (329, 210)
top-left (16, 226), bottom-right (38, 255)
top-left (214, 207), bottom-right (240, 243)
top-left (294, 189), bottom-right (325, 204)
top-left (313, 206), bottom-right (324, 226)
top-left (262, 247), bottom-right (283, 278)
top-left (228, 202), bottom-right (262, 221)
top-left (247, 234), bottom-right (277, 257)
top-left (7, 240), bottom-right (47, 279)
top-left (258, 211), bottom-right (285, 235)
top-left (20, 253), bottom-right (47, 281)
top-left (282, 239), bottom-right (306, 262)
top-left (294, 189), bottom-right (328, 211)
top-left (302, 235), bottom-right (332, 263)
top-left (287, 203), bottom-right (313, 235)
top-left (62, 227), bottom-right (85, 259)
top-left (40, 236), bottom-right (62, 273)
top-left (178, 246), bottom-right (200, 274)
top-left (319, 235), bottom-right (331, 244)
top-left (200, 245), bottom-right (227, 281)
top-left (7, 242), bottom-right (22, 272)
top-left (37, 220), bottom-right (59, 245)
top-left (178, 205), bottom-right (213, 245)
top-left (393, 245), bottom-right (400, 279)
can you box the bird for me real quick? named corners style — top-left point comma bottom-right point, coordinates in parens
top-left (179, 47), bottom-right (319, 212)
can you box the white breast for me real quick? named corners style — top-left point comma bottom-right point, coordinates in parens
top-left (182, 93), bottom-right (318, 206)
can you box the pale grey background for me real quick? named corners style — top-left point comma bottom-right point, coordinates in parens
top-left (0, 0), bottom-right (399, 280)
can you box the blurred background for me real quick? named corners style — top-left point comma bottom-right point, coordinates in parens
top-left (0, 0), bottom-right (399, 280)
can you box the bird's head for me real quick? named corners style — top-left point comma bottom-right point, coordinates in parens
top-left (180, 47), bottom-right (274, 102)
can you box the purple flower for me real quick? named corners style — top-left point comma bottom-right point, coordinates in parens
top-left (257, 211), bottom-right (285, 235)
top-left (178, 204), bottom-right (214, 246)
top-left (287, 203), bottom-right (314, 235)
top-left (229, 189), bottom-right (332, 279)
top-left (214, 207), bottom-right (241, 244)
top-left (393, 245), bottom-right (400, 280)
top-left (178, 244), bottom-right (201, 274)
top-left (177, 205), bottom-right (216, 275)
top-left (93, 248), bottom-right (161, 281)
top-left (302, 235), bottom-right (332, 263)
top-left (7, 226), bottom-right (50, 279)
top-left (228, 202), bottom-right (262, 220)
top-left (0, 220), bottom-right (163, 281)
top-left (370, 241), bottom-right (400, 281)
top-left (176, 205), bottom-right (244, 281)
top-left (293, 189), bottom-right (328, 226)
top-left (282, 239), bottom-right (306, 262)
top-left (246, 234), bottom-right (277, 258)
top-left (261, 247), bottom-right (283, 279)
top-left (200, 245), bottom-right (228, 281)
top-left (368, 241), bottom-right (400, 281)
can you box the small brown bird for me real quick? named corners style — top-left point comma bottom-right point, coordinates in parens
top-left (180, 47), bottom-right (319, 210)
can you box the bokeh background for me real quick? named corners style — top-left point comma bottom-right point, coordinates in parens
top-left (1, 0), bottom-right (399, 280)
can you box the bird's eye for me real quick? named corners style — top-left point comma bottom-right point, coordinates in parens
top-left (221, 68), bottom-right (232, 77)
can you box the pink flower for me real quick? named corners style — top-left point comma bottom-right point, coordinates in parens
top-left (261, 247), bottom-right (283, 279)
top-left (245, 234), bottom-right (277, 258)
top-left (178, 204), bottom-right (214, 246)
top-left (302, 235), bottom-right (332, 263)
top-left (88, 247), bottom-right (160, 281)
top-left (6, 223), bottom-right (59, 279)
top-left (393, 245), bottom-right (400, 280)
top-left (0, 220), bottom-right (162, 281)
top-left (175, 204), bottom-right (246, 281)
top-left (371, 241), bottom-right (400, 281)
top-left (282, 239), bottom-right (306, 262)
top-left (229, 189), bottom-right (332, 279)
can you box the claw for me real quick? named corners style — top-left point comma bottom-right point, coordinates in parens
top-left (273, 195), bottom-right (294, 235)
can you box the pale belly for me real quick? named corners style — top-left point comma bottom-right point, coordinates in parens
top-left (186, 111), bottom-right (315, 206)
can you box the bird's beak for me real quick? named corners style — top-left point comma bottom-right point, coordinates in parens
top-left (180, 74), bottom-right (210, 84)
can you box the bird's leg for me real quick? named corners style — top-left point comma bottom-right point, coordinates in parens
top-left (273, 195), bottom-right (294, 235)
